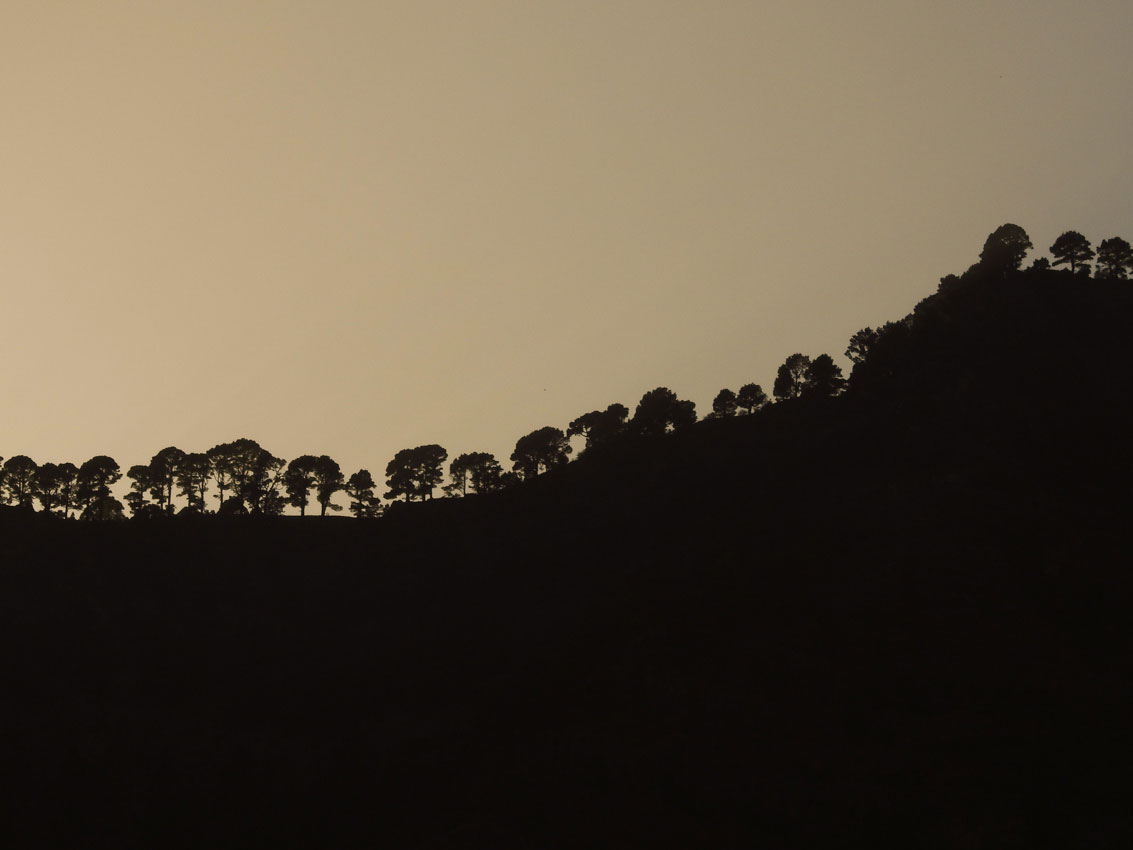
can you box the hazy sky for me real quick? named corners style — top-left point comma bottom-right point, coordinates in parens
top-left (2, 1), bottom-right (1131, 500)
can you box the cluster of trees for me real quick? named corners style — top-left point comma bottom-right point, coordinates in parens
top-left (0, 455), bottom-right (122, 519)
top-left (0, 441), bottom-right (383, 520)
top-left (1044, 231), bottom-right (1132, 277)
top-left (708, 384), bottom-right (770, 418)
top-left (365, 222), bottom-right (1130, 507)
top-left (385, 377), bottom-right (837, 503)
top-left (940, 224), bottom-right (1133, 292)
top-left (126, 441), bottom-right (382, 518)
top-left (846, 222), bottom-right (1132, 396)
top-left (7, 221), bottom-right (1121, 518)
top-left (0, 364), bottom-right (849, 517)
top-left (380, 389), bottom-right (696, 503)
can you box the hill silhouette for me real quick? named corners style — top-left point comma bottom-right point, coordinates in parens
top-left (3, 268), bottom-right (1132, 848)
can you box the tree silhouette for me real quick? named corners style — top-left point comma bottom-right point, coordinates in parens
top-left (1095, 237), bottom-right (1133, 280)
top-left (147, 447), bottom-right (186, 514)
top-left (284, 455), bottom-right (319, 516)
top-left (31, 462), bottom-right (70, 515)
top-left (207, 442), bottom-right (239, 507)
top-left (3, 456), bottom-right (38, 508)
top-left (1050, 231), bottom-right (1094, 274)
top-left (55, 462), bottom-right (79, 518)
top-left (804, 354), bottom-right (845, 398)
top-left (312, 456), bottom-right (344, 516)
top-left (76, 456), bottom-right (121, 513)
top-left (445, 452), bottom-right (503, 496)
top-left (470, 455), bottom-right (505, 493)
top-left (385, 445), bottom-right (448, 501)
top-left (208, 439), bottom-right (283, 514)
top-left (710, 389), bottom-right (738, 418)
top-left (630, 388), bottom-right (697, 436)
top-left (567, 403), bottom-right (630, 451)
top-left (735, 383), bottom-right (769, 414)
top-left (344, 469), bottom-right (380, 517)
top-left (845, 328), bottom-right (879, 365)
top-left (978, 223), bottom-right (1032, 274)
top-left (511, 427), bottom-right (572, 479)
top-left (245, 449), bottom-right (286, 515)
top-left (125, 464), bottom-right (154, 517)
top-left (176, 453), bottom-right (212, 512)
top-left (773, 354), bottom-right (812, 401)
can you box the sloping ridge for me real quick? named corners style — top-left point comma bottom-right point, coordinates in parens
top-left (3, 269), bottom-right (1132, 848)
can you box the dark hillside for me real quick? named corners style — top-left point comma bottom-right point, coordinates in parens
top-left (3, 270), bottom-right (1132, 848)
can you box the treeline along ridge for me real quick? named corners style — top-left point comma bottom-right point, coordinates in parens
top-left (4, 224), bottom-right (1130, 524)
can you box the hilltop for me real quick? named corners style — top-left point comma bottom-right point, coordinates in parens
top-left (3, 267), bottom-right (1133, 848)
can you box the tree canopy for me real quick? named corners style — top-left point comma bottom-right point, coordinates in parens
top-left (446, 452), bottom-right (503, 496)
top-left (630, 388), bottom-right (696, 436)
top-left (312, 456), bottom-right (344, 516)
top-left (978, 223), bottom-right (1032, 274)
top-left (4, 456), bottom-right (38, 508)
top-left (76, 456), bottom-right (122, 512)
top-left (176, 453), bottom-right (213, 512)
top-left (567, 404), bottom-right (630, 452)
top-left (148, 447), bottom-right (186, 513)
top-left (845, 328), bottom-right (879, 365)
top-left (773, 353), bottom-right (844, 401)
top-left (32, 462), bottom-right (77, 517)
top-left (805, 354), bottom-right (845, 398)
top-left (1049, 231), bottom-right (1094, 274)
top-left (736, 383), bottom-right (769, 414)
top-left (773, 354), bottom-right (811, 401)
top-left (125, 464), bottom-right (154, 517)
top-left (385, 445), bottom-right (448, 501)
top-left (1096, 237), bottom-right (1133, 279)
top-left (284, 455), bottom-right (320, 516)
top-left (209, 439), bottom-right (284, 514)
top-left (511, 428), bottom-right (572, 479)
top-left (710, 389), bottom-right (738, 418)
top-left (344, 469), bottom-right (380, 517)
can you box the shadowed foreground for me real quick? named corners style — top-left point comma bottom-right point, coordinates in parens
top-left (3, 271), bottom-right (1132, 848)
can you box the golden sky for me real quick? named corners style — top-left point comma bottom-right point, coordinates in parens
top-left (2, 1), bottom-right (1131, 495)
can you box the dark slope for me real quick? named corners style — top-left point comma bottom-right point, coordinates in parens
top-left (3, 270), bottom-right (1132, 848)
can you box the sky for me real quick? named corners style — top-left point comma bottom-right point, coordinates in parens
top-left (2, 0), bottom-right (1132, 505)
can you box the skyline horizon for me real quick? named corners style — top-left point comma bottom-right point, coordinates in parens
top-left (0, 219), bottom-right (1125, 486)
top-left (3, 2), bottom-right (1131, 492)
